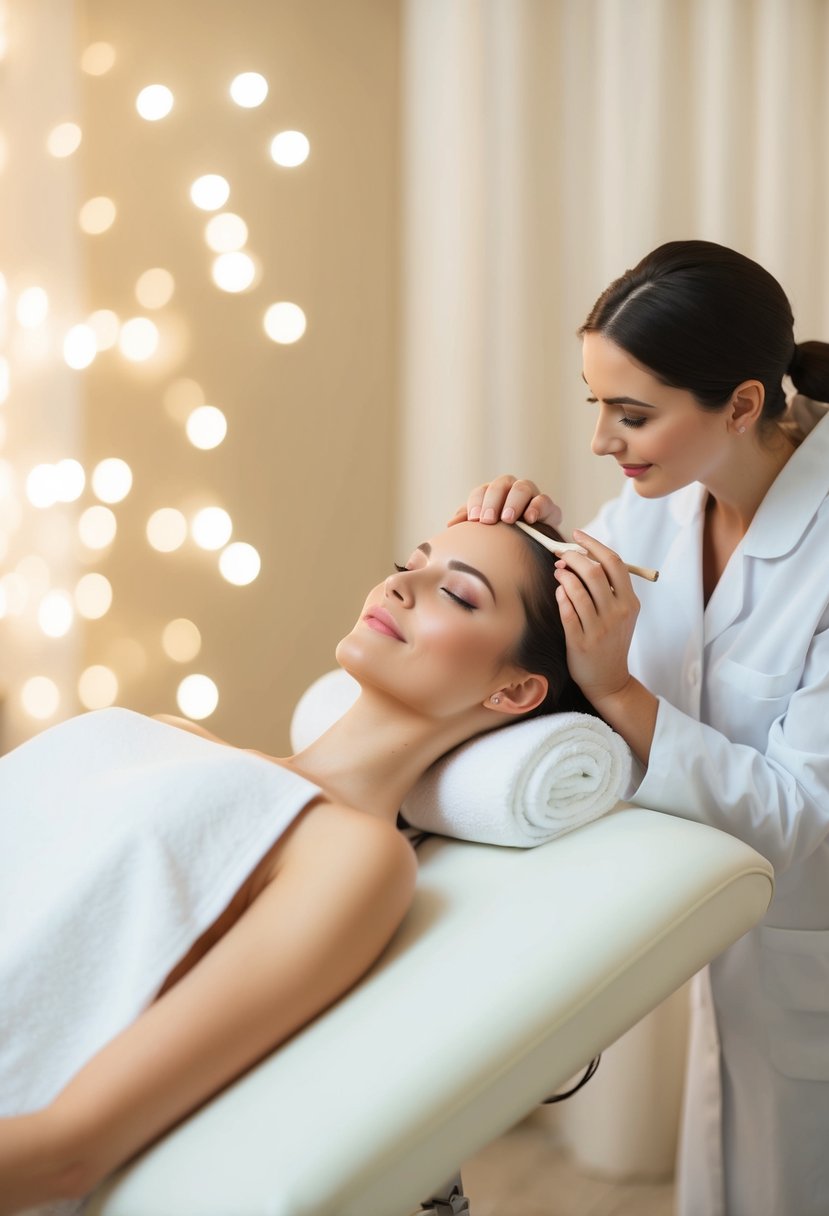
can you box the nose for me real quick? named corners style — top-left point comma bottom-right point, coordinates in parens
top-left (384, 569), bottom-right (413, 606)
top-left (590, 405), bottom-right (626, 457)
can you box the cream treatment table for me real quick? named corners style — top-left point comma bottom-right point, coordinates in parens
top-left (87, 807), bottom-right (773, 1216)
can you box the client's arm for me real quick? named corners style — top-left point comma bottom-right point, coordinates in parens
top-left (0, 804), bottom-right (416, 1213)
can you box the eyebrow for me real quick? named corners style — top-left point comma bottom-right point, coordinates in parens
top-left (417, 542), bottom-right (497, 603)
top-left (581, 372), bottom-right (657, 409)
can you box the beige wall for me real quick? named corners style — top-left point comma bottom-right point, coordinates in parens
top-left (1, 0), bottom-right (400, 752)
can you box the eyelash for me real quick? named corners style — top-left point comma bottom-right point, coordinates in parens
top-left (392, 563), bottom-right (476, 611)
top-left (585, 397), bottom-right (647, 428)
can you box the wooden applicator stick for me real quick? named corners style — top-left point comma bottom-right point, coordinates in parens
top-left (514, 519), bottom-right (659, 582)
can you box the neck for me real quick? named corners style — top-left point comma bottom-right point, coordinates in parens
top-left (704, 423), bottom-right (796, 533)
top-left (281, 687), bottom-right (490, 824)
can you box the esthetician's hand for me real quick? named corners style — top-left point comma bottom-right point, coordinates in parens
top-left (553, 531), bottom-right (640, 709)
top-left (447, 475), bottom-right (563, 529)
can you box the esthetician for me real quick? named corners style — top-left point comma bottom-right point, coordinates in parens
top-left (453, 240), bottom-right (829, 1216)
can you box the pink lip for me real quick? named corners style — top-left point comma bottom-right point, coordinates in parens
top-left (362, 607), bottom-right (405, 641)
top-left (620, 464), bottom-right (652, 478)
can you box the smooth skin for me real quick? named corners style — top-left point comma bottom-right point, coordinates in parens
top-left (0, 521), bottom-right (549, 1213)
top-left (448, 331), bottom-right (798, 768)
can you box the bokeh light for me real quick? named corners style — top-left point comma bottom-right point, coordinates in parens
top-left (54, 459), bottom-right (86, 502)
top-left (146, 507), bottom-right (187, 552)
top-left (63, 324), bottom-right (97, 370)
top-left (190, 174), bottom-right (230, 211)
top-left (270, 130), bottom-right (310, 167)
top-left (135, 267), bottom-right (175, 309)
top-left (75, 572), bottom-right (113, 619)
top-left (81, 42), bottom-right (116, 76)
top-left (163, 377), bottom-right (204, 421)
top-left (118, 316), bottom-right (159, 362)
top-left (162, 617), bottom-right (202, 662)
top-left (88, 309), bottom-right (120, 351)
top-left (16, 286), bottom-right (49, 328)
top-left (21, 676), bottom-right (60, 720)
top-left (47, 122), bottom-right (82, 158)
top-left (38, 590), bottom-right (74, 638)
top-left (219, 541), bottom-right (261, 585)
top-left (78, 665), bottom-right (119, 709)
top-left (79, 196), bottom-right (116, 235)
top-left (92, 457), bottom-right (132, 503)
top-left (79, 505), bottom-right (117, 549)
top-left (186, 405), bottom-right (227, 450)
top-left (136, 84), bottom-right (174, 121)
top-left (26, 464), bottom-right (59, 509)
top-left (204, 212), bottom-right (248, 253)
top-left (229, 72), bottom-right (268, 108)
top-left (264, 301), bottom-right (306, 344)
top-left (211, 251), bottom-right (256, 293)
top-left (191, 506), bottom-right (232, 550)
top-left (177, 673), bottom-right (219, 720)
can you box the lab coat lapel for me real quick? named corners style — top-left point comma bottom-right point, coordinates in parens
top-left (703, 549), bottom-right (745, 647)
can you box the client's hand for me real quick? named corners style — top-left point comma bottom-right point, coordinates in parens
top-left (447, 474), bottom-right (563, 529)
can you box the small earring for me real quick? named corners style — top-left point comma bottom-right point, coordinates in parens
top-left (491, 695), bottom-right (501, 705)
top-left (738, 425), bottom-right (746, 434)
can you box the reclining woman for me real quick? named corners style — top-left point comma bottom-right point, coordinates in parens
top-left (0, 516), bottom-right (594, 1215)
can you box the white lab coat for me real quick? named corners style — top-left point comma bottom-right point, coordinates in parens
top-left (587, 395), bottom-right (829, 1216)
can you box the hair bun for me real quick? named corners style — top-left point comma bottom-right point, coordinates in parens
top-left (788, 343), bottom-right (802, 376)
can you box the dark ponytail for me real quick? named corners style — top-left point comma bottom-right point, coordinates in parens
top-left (510, 522), bottom-right (601, 722)
top-left (580, 240), bottom-right (829, 424)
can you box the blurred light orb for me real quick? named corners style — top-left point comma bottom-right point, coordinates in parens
top-left (162, 617), bottom-right (202, 662)
top-left (204, 212), bottom-right (248, 253)
top-left (135, 267), bottom-right (174, 309)
top-left (191, 506), bottom-right (232, 550)
top-left (136, 84), bottom-right (173, 121)
top-left (269, 130), bottom-right (310, 167)
top-left (16, 286), bottom-right (49, 328)
top-left (47, 122), bottom-right (82, 158)
top-left (211, 251), bottom-right (256, 293)
top-left (88, 309), bottom-right (120, 350)
top-left (79, 665), bottom-right (119, 709)
top-left (21, 676), bottom-right (60, 720)
top-left (54, 458), bottom-right (86, 502)
top-left (190, 174), bottom-right (230, 211)
top-left (219, 541), bottom-right (261, 586)
top-left (0, 355), bottom-right (9, 404)
top-left (92, 457), bottom-right (132, 503)
top-left (38, 590), bottom-right (74, 638)
top-left (79, 196), bottom-right (116, 235)
top-left (81, 42), bottom-right (116, 76)
top-left (118, 316), bottom-right (159, 362)
top-left (63, 324), bottom-right (97, 370)
top-left (264, 301), bottom-right (306, 344)
top-left (230, 72), bottom-right (268, 108)
top-left (146, 507), bottom-right (187, 552)
top-left (1, 572), bottom-right (27, 615)
top-left (177, 673), bottom-right (219, 720)
top-left (75, 572), bottom-right (113, 619)
top-left (163, 377), bottom-right (204, 421)
top-left (186, 405), bottom-right (227, 450)
top-left (26, 463), bottom-right (59, 509)
top-left (79, 505), bottom-right (117, 549)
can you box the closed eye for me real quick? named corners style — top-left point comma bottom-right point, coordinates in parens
top-left (393, 563), bottom-right (477, 611)
top-left (586, 397), bottom-right (647, 428)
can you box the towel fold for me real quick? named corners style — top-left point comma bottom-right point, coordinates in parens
top-left (291, 670), bottom-right (631, 847)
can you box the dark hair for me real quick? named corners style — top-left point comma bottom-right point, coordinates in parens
top-left (510, 522), bottom-right (601, 722)
top-left (579, 240), bottom-right (829, 423)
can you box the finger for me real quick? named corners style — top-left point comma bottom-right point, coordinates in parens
top-left (478, 474), bottom-right (518, 523)
top-left (554, 555), bottom-right (616, 614)
top-left (568, 531), bottom-right (635, 598)
top-left (499, 478), bottom-right (543, 523)
top-left (526, 493), bottom-right (563, 529)
top-left (464, 482), bottom-right (492, 522)
top-left (554, 566), bottom-right (602, 631)
top-left (446, 505), bottom-right (469, 527)
top-left (555, 584), bottom-right (586, 639)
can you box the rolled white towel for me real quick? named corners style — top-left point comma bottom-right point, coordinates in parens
top-left (291, 670), bottom-right (631, 848)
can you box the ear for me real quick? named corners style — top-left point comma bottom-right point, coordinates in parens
top-left (485, 674), bottom-right (548, 718)
top-left (730, 380), bottom-right (764, 433)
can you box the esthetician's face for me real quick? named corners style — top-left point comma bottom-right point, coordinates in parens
top-left (336, 522), bottom-right (534, 721)
top-left (583, 330), bottom-right (731, 497)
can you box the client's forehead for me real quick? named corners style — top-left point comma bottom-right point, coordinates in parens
top-left (425, 522), bottom-right (529, 590)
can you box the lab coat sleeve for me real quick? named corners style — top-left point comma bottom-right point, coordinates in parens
top-left (632, 621), bottom-right (829, 872)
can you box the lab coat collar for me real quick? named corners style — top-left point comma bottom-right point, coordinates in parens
top-left (742, 397), bottom-right (829, 558)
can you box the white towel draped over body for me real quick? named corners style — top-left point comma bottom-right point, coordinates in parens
top-left (0, 708), bottom-right (321, 1123)
top-left (291, 670), bottom-right (631, 847)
